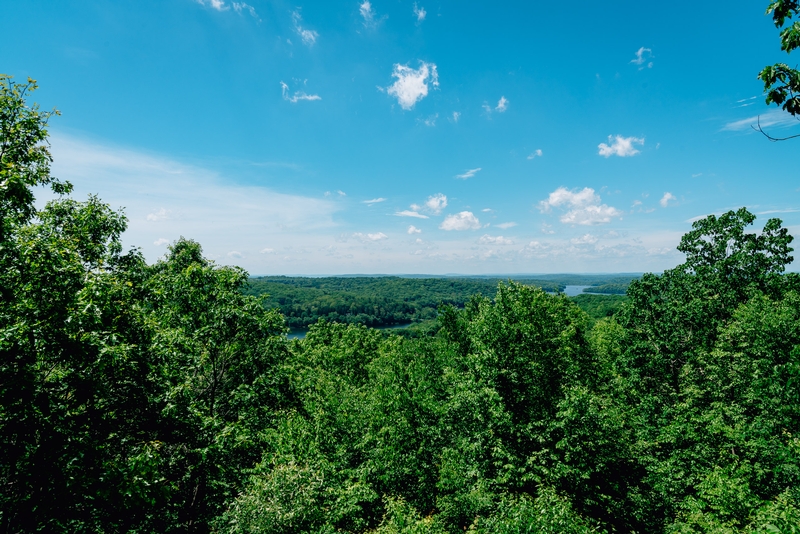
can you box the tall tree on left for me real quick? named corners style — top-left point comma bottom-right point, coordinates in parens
top-left (0, 75), bottom-right (158, 531)
top-left (0, 76), bottom-right (292, 532)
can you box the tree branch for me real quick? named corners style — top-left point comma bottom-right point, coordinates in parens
top-left (751, 114), bottom-right (800, 141)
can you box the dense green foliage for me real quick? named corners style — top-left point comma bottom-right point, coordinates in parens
top-left (569, 294), bottom-right (627, 322)
top-left (3, 78), bottom-right (800, 533)
top-left (245, 276), bottom-right (563, 329)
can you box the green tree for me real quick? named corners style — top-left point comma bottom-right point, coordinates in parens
top-left (758, 1), bottom-right (800, 139)
top-left (0, 75), bottom-right (70, 241)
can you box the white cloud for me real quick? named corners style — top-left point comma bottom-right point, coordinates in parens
top-left (598, 135), bottom-right (644, 157)
top-left (147, 208), bottom-right (170, 221)
top-left (386, 62), bottom-right (439, 110)
top-left (539, 187), bottom-right (600, 212)
top-left (196, 0), bottom-right (229, 11)
top-left (292, 10), bottom-right (318, 46)
top-left (527, 149), bottom-right (543, 160)
top-left (571, 233), bottom-right (598, 245)
top-left (407, 225), bottom-right (422, 234)
top-left (539, 186), bottom-right (622, 226)
top-left (280, 81), bottom-right (321, 103)
top-left (496, 96), bottom-right (508, 112)
top-left (495, 222), bottom-right (517, 229)
top-left (353, 231), bottom-right (388, 242)
top-left (232, 2), bottom-right (260, 20)
top-left (479, 234), bottom-right (513, 245)
top-left (227, 250), bottom-right (243, 258)
top-left (363, 197), bottom-right (387, 205)
top-left (395, 210), bottom-right (429, 219)
top-left (455, 167), bottom-right (481, 179)
top-left (337, 190), bottom-right (346, 196)
top-left (660, 192), bottom-right (676, 207)
top-left (631, 47), bottom-right (653, 69)
top-left (154, 238), bottom-right (170, 246)
top-left (260, 248), bottom-right (276, 254)
top-left (413, 3), bottom-right (426, 22)
top-left (452, 111), bottom-right (460, 122)
top-left (425, 193), bottom-right (447, 214)
top-left (559, 205), bottom-right (623, 225)
top-left (722, 108), bottom-right (800, 131)
top-left (440, 211), bottom-right (481, 231)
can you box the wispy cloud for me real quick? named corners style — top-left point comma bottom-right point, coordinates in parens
top-left (451, 111), bottom-right (460, 122)
top-left (413, 3), bottom-right (426, 22)
top-left (479, 234), bottom-right (513, 245)
top-left (407, 225), bottom-right (422, 234)
top-left (539, 186), bottom-right (622, 225)
top-left (233, 2), bottom-right (260, 21)
top-left (571, 233), bottom-right (598, 245)
top-left (455, 167), bottom-right (481, 180)
top-left (48, 134), bottom-right (340, 266)
top-left (495, 222), bottom-right (517, 229)
top-left (422, 113), bottom-right (438, 127)
top-left (527, 149), bottom-right (543, 160)
top-left (386, 61), bottom-right (439, 110)
top-left (722, 108), bottom-right (800, 131)
top-left (147, 208), bottom-right (171, 221)
top-left (154, 238), bottom-right (170, 246)
top-left (359, 1), bottom-right (386, 28)
top-left (660, 192), bottom-right (676, 207)
top-left (280, 81), bottom-right (321, 103)
top-left (292, 10), bottom-right (318, 46)
top-left (395, 210), bottom-right (429, 219)
top-left (756, 208), bottom-right (800, 215)
top-left (630, 47), bottom-right (653, 69)
top-left (598, 135), bottom-right (644, 157)
top-left (440, 211), bottom-right (481, 231)
top-left (363, 197), bottom-right (387, 205)
top-left (353, 231), bottom-right (388, 242)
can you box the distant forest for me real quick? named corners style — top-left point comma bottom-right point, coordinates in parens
top-left (244, 275), bottom-right (636, 330)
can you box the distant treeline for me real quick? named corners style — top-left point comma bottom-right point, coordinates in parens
top-left (245, 276), bottom-right (565, 329)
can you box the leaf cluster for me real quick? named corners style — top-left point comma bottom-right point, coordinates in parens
top-left (759, 1), bottom-right (800, 131)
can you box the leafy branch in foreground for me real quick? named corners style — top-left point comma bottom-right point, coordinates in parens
top-left (756, 1), bottom-right (800, 139)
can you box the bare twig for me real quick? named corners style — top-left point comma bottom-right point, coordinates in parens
top-left (752, 114), bottom-right (800, 141)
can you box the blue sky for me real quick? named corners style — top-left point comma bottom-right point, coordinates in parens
top-left (5, 0), bottom-right (799, 274)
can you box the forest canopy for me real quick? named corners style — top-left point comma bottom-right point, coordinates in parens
top-left (2, 76), bottom-right (800, 533)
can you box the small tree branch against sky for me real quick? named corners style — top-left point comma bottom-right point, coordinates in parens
top-left (756, 0), bottom-right (800, 140)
